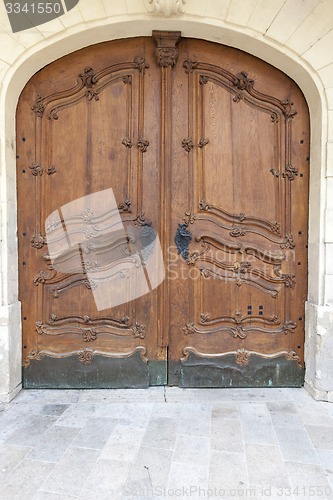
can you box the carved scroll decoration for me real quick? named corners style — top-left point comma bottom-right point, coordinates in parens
top-left (198, 201), bottom-right (281, 235)
top-left (144, 0), bottom-right (186, 16)
top-left (152, 30), bottom-right (181, 68)
top-left (180, 346), bottom-right (302, 368)
top-left (24, 346), bottom-right (148, 367)
top-left (31, 233), bottom-right (46, 249)
top-left (175, 224), bottom-right (192, 262)
top-left (182, 138), bottom-right (194, 152)
top-left (118, 199), bottom-right (132, 212)
top-left (35, 318), bottom-right (146, 340)
top-left (182, 61), bottom-right (297, 122)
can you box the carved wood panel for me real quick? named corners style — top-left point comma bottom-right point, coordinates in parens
top-left (17, 38), bottom-right (164, 387)
top-left (17, 35), bottom-right (309, 388)
top-left (168, 39), bottom-right (309, 386)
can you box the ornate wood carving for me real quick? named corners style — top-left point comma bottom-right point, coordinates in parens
top-left (236, 348), bottom-right (249, 365)
top-left (18, 37), bottom-right (308, 389)
top-left (33, 267), bottom-right (56, 285)
top-left (79, 349), bottom-right (94, 364)
top-left (118, 199), bottom-right (132, 212)
top-left (183, 61), bottom-right (297, 121)
top-left (79, 67), bottom-right (99, 101)
top-left (133, 212), bottom-right (150, 227)
top-left (132, 322), bottom-right (146, 339)
top-left (138, 138), bottom-right (149, 152)
top-left (152, 30), bottom-right (181, 68)
top-left (24, 346), bottom-right (148, 367)
top-left (47, 165), bottom-right (57, 175)
top-left (183, 211), bottom-right (195, 225)
top-left (48, 314), bottom-right (130, 326)
top-left (270, 168), bottom-right (280, 177)
top-left (30, 58), bottom-right (149, 121)
top-left (281, 234), bottom-right (295, 249)
top-left (34, 319), bottom-right (146, 340)
top-left (122, 75), bottom-right (132, 85)
top-left (198, 201), bottom-right (281, 235)
top-left (200, 311), bottom-right (279, 326)
top-left (29, 163), bottom-right (43, 176)
top-left (31, 94), bottom-right (45, 117)
top-left (198, 139), bottom-right (209, 148)
top-left (180, 346), bottom-right (302, 368)
top-left (122, 138), bottom-right (133, 148)
top-left (82, 329), bottom-right (97, 342)
top-left (31, 233), bottom-right (46, 249)
top-left (175, 224), bottom-right (192, 261)
top-left (133, 56), bottom-right (149, 73)
top-left (282, 163), bottom-right (298, 180)
top-left (183, 60), bottom-right (198, 74)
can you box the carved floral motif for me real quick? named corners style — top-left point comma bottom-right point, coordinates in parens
top-left (270, 168), bottom-right (280, 177)
top-left (47, 165), bottom-right (57, 175)
top-left (232, 326), bottom-right (247, 339)
top-left (281, 234), bottom-right (295, 249)
top-left (82, 329), bottom-right (97, 342)
top-left (157, 47), bottom-right (179, 67)
top-left (282, 163), bottom-right (298, 180)
top-left (35, 322), bottom-right (47, 335)
top-left (138, 138), bottom-right (150, 152)
top-left (79, 349), bottom-right (94, 365)
top-left (134, 56), bottom-right (149, 73)
top-left (230, 225), bottom-right (247, 237)
top-left (235, 348), bottom-right (249, 365)
top-left (122, 75), bottom-right (132, 85)
top-left (133, 213), bottom-right (149, 227)
top-left (182, 323), bottom-right (196, 335)
top-left (33, 268), bottom-right (56, 285)
top-left (183, 60), bottom-right (198, 73)
top-left (118, 199), bottom-right (132, 212)
top-left (175, 223), bottom-right (192, 262)
top-left (183, 211), bottom-right (195, 225)
top-left (79, 67), bottom-right (99, 101)
top-left (198, 139), bottom-right (209, 148)
top-left (182, 138), bottom-right (194, 152)
top-left (131, 322), bottom-right (146, 339)
top-left (152, 31), bottom-right (181, 68)
top-left (122, 138), bottom-right (133, 148)
top-left (31, 233), bottom-right (46, 249)
top-left (29, 163), bottom-right (43, 176)
top-left (199, 200), bottom-right (210, 211)
top-left (79, 349), bottom-right (94, 364)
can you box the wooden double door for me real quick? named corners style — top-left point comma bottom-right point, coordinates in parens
top-left (17, 33), bottom-right (309, 388)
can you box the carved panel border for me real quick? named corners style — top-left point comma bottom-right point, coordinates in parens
top-left (32, 57), bottom-right (149, 121)
top-left (24, 345), bottom-right (148, 367)
top-left (180, 346), bottom-right (301, 368)
top-left (182, 320), bottom-right (296, 339)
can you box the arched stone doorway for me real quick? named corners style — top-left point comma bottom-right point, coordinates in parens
top-left (0, 15), bottom-right (327, 400)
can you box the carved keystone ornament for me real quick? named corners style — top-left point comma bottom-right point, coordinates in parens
top-left (144, 0), bottom-right (186, 16)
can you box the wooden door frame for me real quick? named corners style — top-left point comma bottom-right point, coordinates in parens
top-left (0, 20), bottom-right (326, 399)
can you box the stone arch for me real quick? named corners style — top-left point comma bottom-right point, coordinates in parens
top-left (0, 15), bottom-right (327, 400)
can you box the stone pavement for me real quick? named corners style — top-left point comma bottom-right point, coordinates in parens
top-left (0, 387), bottom-right (333, 499)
